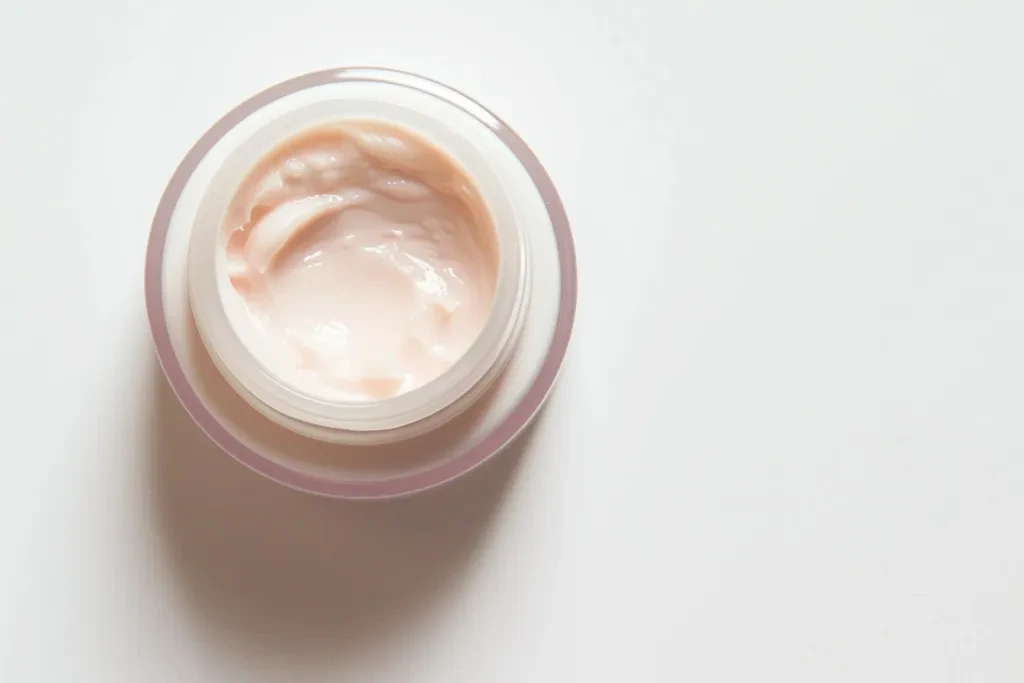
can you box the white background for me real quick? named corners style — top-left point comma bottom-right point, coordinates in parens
top-left (2, 0), bottom-right (1023, 680)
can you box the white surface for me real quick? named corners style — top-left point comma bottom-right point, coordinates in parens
top-left (1, 0), bottom-right (1023, 680)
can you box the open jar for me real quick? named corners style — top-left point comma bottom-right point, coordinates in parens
top-left (147, 68), bottom-right (576, 497)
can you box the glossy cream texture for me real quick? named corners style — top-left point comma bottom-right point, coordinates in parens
top-left (221, 121), bottom-right (498, 401)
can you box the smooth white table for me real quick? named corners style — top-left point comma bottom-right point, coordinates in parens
top-left (2, 1), bottom-right (1022, 680)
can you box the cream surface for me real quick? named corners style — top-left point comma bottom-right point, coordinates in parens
top-left (221, 120), bottom-right (498, 401)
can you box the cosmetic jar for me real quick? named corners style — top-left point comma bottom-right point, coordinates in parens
top-left (147, 68), bottom-right (576, 498)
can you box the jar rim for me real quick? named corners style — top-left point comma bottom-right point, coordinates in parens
top-left (186, 74), bottom-right (532, 440)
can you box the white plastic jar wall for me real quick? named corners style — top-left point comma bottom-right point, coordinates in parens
top-left (187, 88), bottom-right (532, 445)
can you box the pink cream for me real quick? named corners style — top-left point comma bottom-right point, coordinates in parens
top-left (221, 121), bottom-right (498, 401)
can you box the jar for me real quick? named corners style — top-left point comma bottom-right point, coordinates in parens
top-left (147, 68), bottom-right (576, 497)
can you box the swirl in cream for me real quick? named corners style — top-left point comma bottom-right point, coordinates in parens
top-left (221, 121), bottom-right (498, 401)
